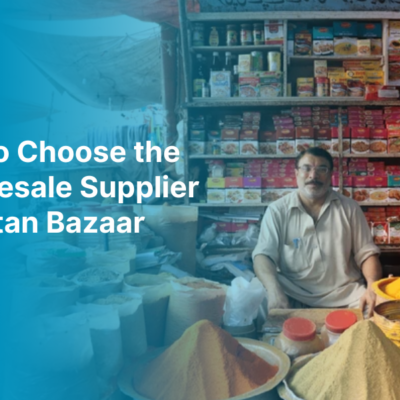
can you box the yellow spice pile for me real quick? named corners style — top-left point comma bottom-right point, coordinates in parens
top-left (384, 277), bottom-right (400, 299)
top-left (133, 320), bottom-right (278, 400)
top-left (289, 320), bottom-right (400, 400)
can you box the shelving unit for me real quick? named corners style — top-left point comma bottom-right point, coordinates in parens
top-left (178, 2), bottom-right (400, 260)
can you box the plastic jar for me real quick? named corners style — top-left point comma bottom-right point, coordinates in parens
top-left (226, 25), bottom-right (238, 46)
top-left (240, 24), bottom-right (253, 45)
top-left (321, 310), bottom-right (358, 347)
top-left (253, 23), bottom-right (264, 45)
top-left (274, 317), bottom-right (325, 359)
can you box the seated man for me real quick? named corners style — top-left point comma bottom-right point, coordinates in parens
top-left (253, 147), bottom-right (382, 317)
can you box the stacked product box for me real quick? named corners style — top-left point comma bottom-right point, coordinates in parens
top-left (363, 207), bottom-right (400, 244)
top-left (205, 159), bottom-right (297, 204)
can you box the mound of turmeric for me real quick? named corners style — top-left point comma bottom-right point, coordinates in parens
top-left (133, 320), bottom-right (278, 400)
top-left (289, 320), bottom-right (400, 400)
top-left (384, 277), bottom-right (400, 299)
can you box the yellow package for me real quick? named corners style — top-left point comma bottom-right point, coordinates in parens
top-left (334, 37), bottom-right (357, 56)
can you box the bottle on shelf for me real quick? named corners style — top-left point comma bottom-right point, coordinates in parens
top-left (209, 26), bottom-right (219, 46)
top-left (193, 54), bottom-right (207, 97)
top-left (223, 51), bottom-right (233, 73)
top-left (210, 51), bottom-right (223, 72)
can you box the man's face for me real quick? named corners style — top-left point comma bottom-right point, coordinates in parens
top-left (295, 154), bottom-right (332, 200)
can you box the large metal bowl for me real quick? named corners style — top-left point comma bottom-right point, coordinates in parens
top-left (118, 338), bottom-right (290, 400)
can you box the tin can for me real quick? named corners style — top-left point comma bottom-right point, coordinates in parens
top-left (268, 52), bottom-right (281, 72)
top-left (226, 25), bottom-right (238, 46)
top-left (192, 23), bottom-right (204, 46)
top-left (251, 51), bottom-right (263, 71)
top-left (253, 23), bottom-right (264, 45)
top-left (316, 77), bottom-right (329, 97)
top-left (240, 24), bottom-right (253, 46)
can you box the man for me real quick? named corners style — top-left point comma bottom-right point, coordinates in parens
top-left (253, 147), bottom-right (382, 317)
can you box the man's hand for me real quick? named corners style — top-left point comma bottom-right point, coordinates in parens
top-left (359, 287), bottom-right (377, 318)
top-left (267, 286), bottom-right (290, 311)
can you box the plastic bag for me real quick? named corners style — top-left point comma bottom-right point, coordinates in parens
top-left (223, 277), bottom-right (266, 327)
top-left (198, 224), bottom-right (217, 244)
top-left (231, 224), bottom-right (260, 248)
top-left (202, 251), bottom-right (250, 268)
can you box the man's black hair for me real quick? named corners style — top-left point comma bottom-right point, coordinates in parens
top-left (295, 147), bottom-right (334, 171)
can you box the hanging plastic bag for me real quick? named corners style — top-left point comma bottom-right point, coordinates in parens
top-left (124, 273), bottom-right (172, 347)
top-left (223, 277), bottom-right (266, 327)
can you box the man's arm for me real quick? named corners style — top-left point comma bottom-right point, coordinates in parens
top-left (359, 254), bottom-right (382, 318)
top-left (253, 254), bottom-right (290, 310)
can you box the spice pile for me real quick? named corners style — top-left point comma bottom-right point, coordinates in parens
top-left (133, 320), bottom-right (278, 400)
top-left (288, 320), bottom-right (400, 400)
top-left (384, 277), bottom-right (400, 299)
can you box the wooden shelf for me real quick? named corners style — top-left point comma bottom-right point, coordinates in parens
top-left (344, 154), bottom-right (400, 158)
top-left (379, 245), bottom-right (400, 253)
top-left (187, 12), bottom-right (397, 22)
top-left (289, 55), bottom-right (382, 62)
top-left (191, 45), bottom-right (282, 53)
top-left (190, 203), bottom-right (267, 207)
top-left (186, 97), bottom-right (400, 108)
top-left (189, 154), bottom-right (296, 160)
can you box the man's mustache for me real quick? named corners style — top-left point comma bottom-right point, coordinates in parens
top-left (306, 180), bottom-right (323, 186)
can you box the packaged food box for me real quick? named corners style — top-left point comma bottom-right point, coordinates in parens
top-left (372, 222), bottom-right (388, 244)
top-left (288, 40), bottom-right (294, 57)
top-left (277, 140), bottom-right (295, 155)
top-left (369, 188), bottom-right (389, 203)
top-left (208, 130), bottom-right (221, 141)
top-left (330, 80), bottom-right (348, 97)
top-left (225, 177), bottom-right (243, 188)
top-left (342, 187), bottom-right (353, 198)
top-left (353, 188), bottom-right (370, 202)
top-left (315, 140), bottom-right (332, 152)
top-left (221, 128), bottom-right (240, 141)
top-left (357, 39), bottom-right (371, 56)
top-left (259, 72), bottom-right (282, 97)
top-left (314, 60), bottom-right (328, 77)
top-left (334, 37), bottom-right (357, 56)
top-left (259, 130), bottom-right (276, 142)
top-left (388, 176), bottom-right (400, 187)
top-left (240, 141), bottom-right (259, 155)
top-left (313, 27), bottom-right (333, 40)
top-left (351, 139), bottom-right (370, 154)
top-left (239, 73), bottom-right (259, 97)
top-left (389, 21), bottom-right (400, 36)
top-left (296, 139), bottom-right (315, 154)
top-left (371, 39), bottom-right (382, 55)
top-left (243, 188), bottom-right (262, 204)
top-left (225, 189), bottom-right (244, 204)
top-left (358, 22), bottom-right (382, 38)
top-left (189, 141), bottom-right (205, 155)
top-left (333, 21), bottom-right (358, 37)
top-left (225, 167), bottom-right (244, 177)
top-left (347, 80), bottom-right (365, 98)
top-left (343, 60), bottom-right (381, 70)
top-left (370, 139), bottom-right (387, 154)
top-left (259, 142), bottom-right (277, 154)
top-left (295, 32), bottom-right (312, 55)
top-left (221, 141), bottom-right (239, 155)
top-left (244, 177), bottom-right (262, 188)
top-left (313, 40), bottom-right (333, 56)
top-left (207, 189), bottom-right (225, 203)
top-left (240, 129), bottom-right (258, 141)
top-left (210, 71), bottom-right (231, 98)
top-left (264, 20), bottom-right (284, 45)
top-left (288, 22), bottom-right (308, 40)
top-left (389, 221), bottom-right (400, 244)
top-left (261, 188), bottom-right (293, 203)
top-left (369, 176), bottom-right (388, 187)
top-left (296, 127), bottom-right (314, 139)
top-left (207, 177), bottom-right (225, 189)
top-left (297, 78), bottom-right (314, 97)
top-left (276, 127), bottom-right (295, 139)
top-left (388, 37), bottom-right (400, 56)
top-left (238, 55), bottom-right (252, 73)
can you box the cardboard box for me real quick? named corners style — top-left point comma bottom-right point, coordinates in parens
top-left (313, 40), bottom-right (333, 56)
top-left (297, 78), bottom-right (314, 97)
top-left (242, 188), bottom-right (262, 203)
top-left (357, 39), bottom-right (371, 56)
top-left (334, 37), bottom-right (357, 56)
top-left (369, 176), bottom-right (388, 187)
top-left (221, 141), bottom-right (239, 155)
top-left (314, 60), bottom-right (328, 77)
top-left (240, 129), bottom-right (258, 141)
top-left (207, 177), bottom-right (225, 189)
top-left (277, 140), bottom-right (295, 155)
top-left (315, 140), bottom-right (332, 152)
top-left (244, 177), bottom-right (262, 188)
top-left (358, 22), bottom-right (382, 38)
top-left (369, 188), bottom-right (389, 203)
top-left (353, 188), bottom-right (370, 202)
top-left (264, 20), bottom-right (284, 45)
top-left (207, 189), bottom-right (225, 203)
top-left (225, 177), bottom-right (243, 188)
top-left (225, 189), bottom-right (244, 204)
top-left (295, 32), bottom-right (312, 55)
top-left (296, 139), bottom-right (315, 154)
top-left (259, 142), bottom-right (277, 154)
top-left (210, 71), bottom-right (231, 98)
top-left (370, 139), bottom-right (387, 154)
top-left (313, 27), bottom-right (333, 40)
top-left (239, 73), bottom-right (259, 97)
top-left (221, 128), bottom-right (240, 141)
top-left (296, 127), bottom-right (314, 139)
top-left (238, 55), bottom-right (252, 73)
top-left (388, 138), bottom-right (400, 153)
top-left (333, 21), bottom-right (358, 37)
top-left (240, 141), bottom-right (259, 155)
top-left (388, 176), bottom-right (400, 187)
top-left (188, 141), bottom-right (205, 155)
top-left (276, 127), bottom-right (295, 139)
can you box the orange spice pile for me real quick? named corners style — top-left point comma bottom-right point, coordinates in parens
top-left (133, 320), bottom-right (278, 400)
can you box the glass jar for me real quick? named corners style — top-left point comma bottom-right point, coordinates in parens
top-left (274, 317), bottom-right (325, 360)
top-left (209, 26), bottom-right (219, 46)
top-left (253, 23), bottom-right (264, 45)
top-left (321, 310), bottom-right (358, 347)
top-left (192, 23), bottom-right (205, 46)
top-left (240, 24), bottom-right (253, 46)
top-left (226, 25), bottom-right (238, 46)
